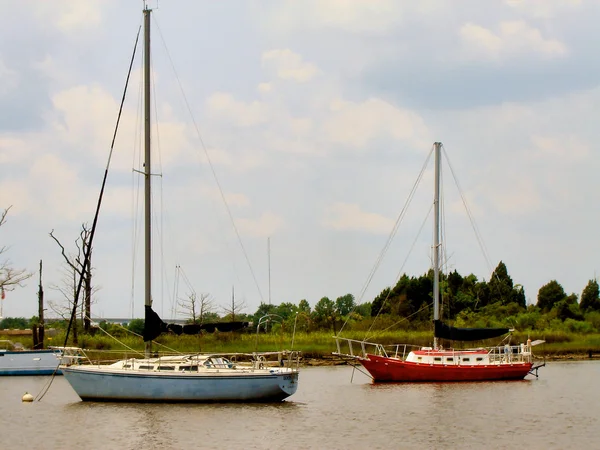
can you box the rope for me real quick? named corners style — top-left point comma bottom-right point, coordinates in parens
top-left (337, 145), bottom-right (434, 335)
top-left (442, 146), bottom-right (494, 275)
top-left (38, 24), bottom-right (142, 402)
top-left (152, 17), bottom-right (265, 304)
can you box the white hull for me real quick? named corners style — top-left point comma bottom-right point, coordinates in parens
top-left (62, 365), bottom-right (299, 402)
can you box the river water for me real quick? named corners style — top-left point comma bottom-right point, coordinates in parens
top-left (1, 361), bottom-right (598, 449)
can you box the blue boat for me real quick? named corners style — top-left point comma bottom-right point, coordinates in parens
top-left (0, 340), bottom-right (62, 375)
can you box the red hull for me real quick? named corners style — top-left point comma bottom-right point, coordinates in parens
top-left (361, 354), bottom-right (533, 382)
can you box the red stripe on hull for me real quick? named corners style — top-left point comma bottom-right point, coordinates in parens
top-left (361, 354), bottom-right (532, 382)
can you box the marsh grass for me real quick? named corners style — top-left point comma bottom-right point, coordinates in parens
top-left (4, 329), bottom-right (600, 360)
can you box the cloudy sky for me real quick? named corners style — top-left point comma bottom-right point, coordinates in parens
top-left (1, 0), bottom-right (599, 320)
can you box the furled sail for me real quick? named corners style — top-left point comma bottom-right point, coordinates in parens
top-left (144, 305), bottom-right (249, 341)
top-left (434, 319), bottom-right (509, 341)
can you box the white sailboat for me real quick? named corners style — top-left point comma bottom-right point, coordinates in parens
top-left (61, 5), bottom-right (299, 402)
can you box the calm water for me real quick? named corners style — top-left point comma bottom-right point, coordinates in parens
top-left (1, 361), bottom-right (598, 449)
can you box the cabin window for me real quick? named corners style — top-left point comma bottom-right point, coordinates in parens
top-left (139, 365), bottom-right (153, 370)
top-left (462, 358), bottom-right (470, 362)
top-left (123, 364), bottom-right (131, 368)
top-left (476, 357), bottom-right (483, 362)
top-left (180, 366), bottom-right (198, 372)
top-left (158, 366), bottom-right (175, 371)
top-left (446, 357), bottom-right (453, 362)
top-left (434, 357), bottom-right (442, 362)
top-left (417, 357), bottom-right (422, 361)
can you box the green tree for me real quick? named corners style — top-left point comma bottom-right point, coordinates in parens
top-left (537, 280), bottom-right (566, 312)
top-left (275, 302), bottom-right (298, 320)
top-left (335, 293), bottom-right (355, 316)
top-left (555, 294), bottom-right (583, 321)
top-left (127, 318), bottom-right (145, 336)
top-left (371, 287), bottom-right (392, 316)
top-left (253, 303), bottom-right (276, 325)
top-left (0, 316), bottom-right (29, 329)
top-left (298, 299), bottom-right (311, 314)
top-left (488, 261), bottom-right (519, 306)
top-left (354, 302), bottom-right (371, 317)
top-left (580, 279), bottom-right (600, 312)
top-left (313, 296), bottom-right (336, 332)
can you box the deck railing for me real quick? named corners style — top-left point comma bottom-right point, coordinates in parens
top-left (333, 337), bottom-right (419, 360)
top-left (333, 337), bottom-right (533, 364)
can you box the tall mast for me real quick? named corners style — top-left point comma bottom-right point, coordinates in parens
top-left (433, 142), bottom-right (441, 350)
top-left (143, 6), bottom-right (152, 357)
top-left (268, 237), bottom-right (271, 305)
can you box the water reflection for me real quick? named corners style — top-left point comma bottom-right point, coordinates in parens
top-left (1, 363), bottom-right (599, 450)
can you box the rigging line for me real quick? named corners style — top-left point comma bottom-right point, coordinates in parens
top-left (376, 301), bottom-right (434, 335)
top-left (172, 265), bottom-right (180, 317)
top-left (60, 24), bottom-right (142, 352)
top-left (357, 146), bottom-right (433, 303)
top-left (153, 17), bottom-right (265, 303)
top-left (339, 146), bottom-right (433, 335)
top-left (131, 52), bottom-right (144, 319)
top-left (86, 313), bottom-right (183, 355)
top-left (364, 203), bottom-right (434, 341)
top-left (442, 146), bottom-right (494, 275)
top-left (41, 26), bottom-right (141, 399)
top-left (150, 53), bottom-right (168, 317)
top-left (89, 320), bottom-right (144, 356)
top-left (178, 265), bottom-right (196, 296)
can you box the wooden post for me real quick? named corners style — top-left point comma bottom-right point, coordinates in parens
top-left (35, 260), bottom-right (45, 349)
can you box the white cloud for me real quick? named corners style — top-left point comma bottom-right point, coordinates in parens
top-left (34, 1), bottom-right (104, 33)
top-left (237, 212), bottom-right (284, 237)
top-left (322, 202), bottom-right (393, 234)
top-left (2, 153), bottom-right (94, 222)
top-left (0, 59), bottom-right (19, 95)
top-left (480, 177), bottom-right (542, 215)
top-left (505, 0), bottom-right (582, 19)
top-left (257, 82), bottom-right (272, 93)
top-left (530, 135), bottom-right (589, 161)
top-left (324, 98), bottom-right (429, 148)
top-left (460, 21), bottom-right (568, 61)
top-left (262, 49), bottom-right (319, 83)
top-left (0, 137), bottom-right (30, 164)
top-left (266, 0), bottom-right (410, 33)
top-left (206, 92), bottom-right (269, 127)
top-left (199, 186), bottom-right (251, 209)
top-left (3, 0), bottom-right (600, 320)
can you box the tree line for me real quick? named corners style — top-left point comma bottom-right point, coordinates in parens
top-left (2, 202), bottom-right (600, 336)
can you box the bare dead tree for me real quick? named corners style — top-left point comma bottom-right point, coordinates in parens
top-left (49, 224), bottom-right (99, 338)
top-left (178, 292), bottom-right (214, 324)
top-left (222, 285), bottom-right (246, 322)
top-left (198, 292), bottom-right (215, 323)
top-left (0, 206), bottom-right (33, 292)
top-left (48, 262), bottom-right (81, 343)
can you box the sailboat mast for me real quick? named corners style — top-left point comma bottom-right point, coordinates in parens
top-left (143, 6), bottom-right (153, 356)
top-left (433, 142), bottom-right (441, 349)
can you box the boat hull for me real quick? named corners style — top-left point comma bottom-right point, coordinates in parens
top-left (62, 366), bottom-right (299, 402)
top-left (0, 349), bottom-right (62, 376)
top-left (360, 354), bottom-right (532, 382)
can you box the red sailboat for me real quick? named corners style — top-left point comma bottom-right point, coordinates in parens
top-left (335, 142), bottom-right (544, 382)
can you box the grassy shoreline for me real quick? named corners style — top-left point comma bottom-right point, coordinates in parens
top-left (4, 329), bottom-right (600, 365)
